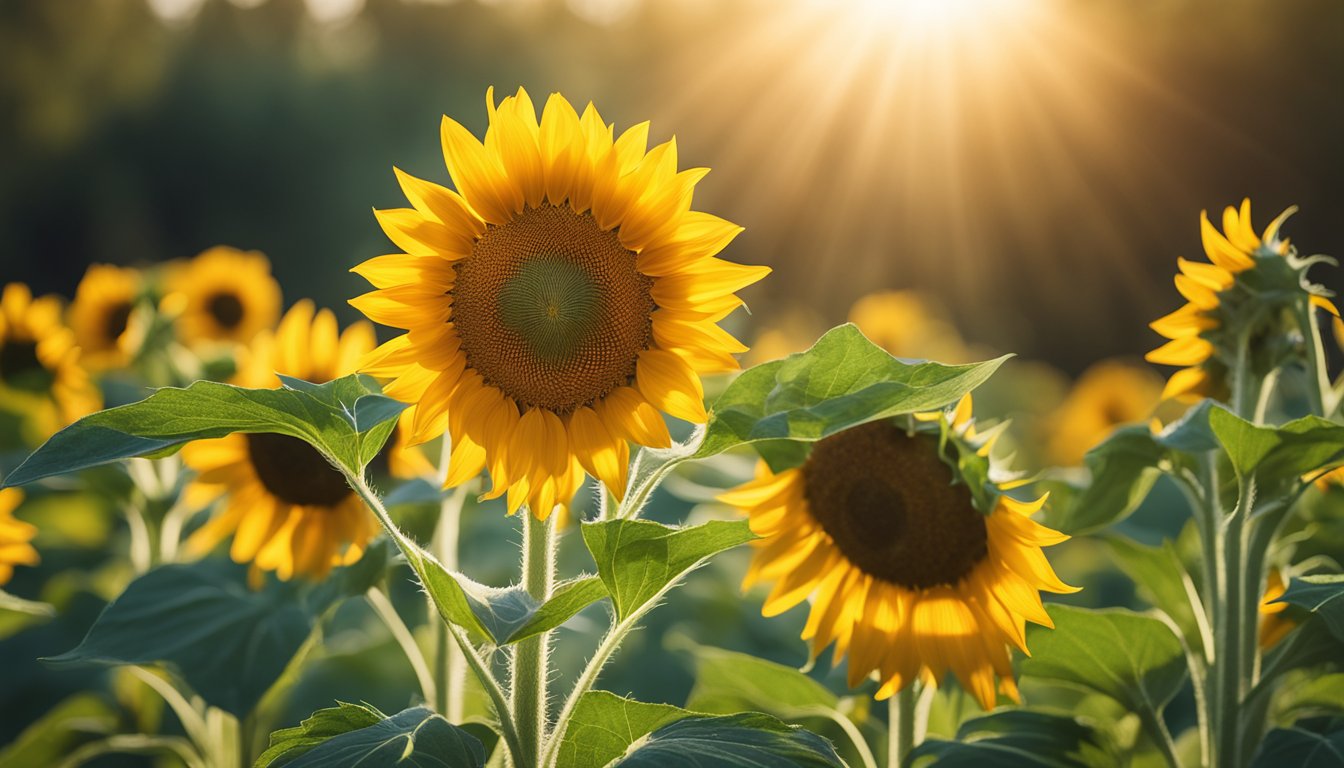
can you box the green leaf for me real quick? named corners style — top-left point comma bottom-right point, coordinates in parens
top-left (683, 643), bottom-right (838, 714)
top-left (1058, 427), bottom-right (1164, 534)
top-left (0, 588), bottom-right (56, 639)
top-left (615, 712), bottom-right (844, 767)
top-left (46, 555), bottom-right (378, 717)
top-left (554, 692), bottom-right (843, 768)
top-left (1209, 408), bottom-right (1344, 500)
top-left (910, 709), bottom-right (1101, 768)
top-left (277, 706), bottom-right (485, 768)
top-left (255, 701), bottom-right (383, 767)
top-left (1020, 605), bottom-right (1187, 720)
top-left (694, 324), bottom-right (1010, 465)
top-left (3, 374), bottom-right (405, 488)
top-left (1105, 536), bottom-right (1203, 655)
top-left (1251, 718), bottom-right (1344, 768)
top-left (582, 518), bottom-right (755, 621)
top-left (1276, 574), bottom-right (1344, 642)
top-left (555, 692), bottom-right (691, 768)
top-left (1272, 672), bottom-right (1344, 724)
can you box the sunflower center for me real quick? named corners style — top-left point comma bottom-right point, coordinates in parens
top-left (245, 432), bottom-right (353, 507)
top-left (206, 292), bottom-right (245, 330)
top-left (0, 340), bottom-right (54, 393)
top-left (801, 421), bottom-right (988, 590)
top-left (105, 301), bottom-right (133, 343)
top-left (453, 204), bottom-right (654, 413)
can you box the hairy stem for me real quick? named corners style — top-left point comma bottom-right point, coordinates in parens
top-left (513, 511), bottom-right (556, 768)
top-left (433, 479), bottom-right (470, 722)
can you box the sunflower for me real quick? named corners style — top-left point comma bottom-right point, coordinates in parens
top-left (1046, 360), bottom-right (1163, 466)
top-left (180, 301), bottom-right (385, 580)
top-left (163, 246), bottom-right (281, 347)
top-left (69, 264), bottom-right (144, 370)
top-left (848, 290), bottom-right (969, 363)
top-left (1146, 199), bottom-right (1337, 401)
top-left (0, 283), bottom-right (101, 441)
top-left (351, 87), bottom-right (768, 520)
top-left (719, 396), bottom-right (1077, 710)
top-left (0, 489), bottom-right (39, 586)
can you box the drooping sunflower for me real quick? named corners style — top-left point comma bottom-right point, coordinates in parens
top-left (69, 264), bottom-right (144, 371)
top-left (1146, 199), bottom-right (1337, 401)
top-left (181, 301), bottom-right (384, 580)
top-left (0, 488), bottom-right (39, 586)
top-left (719, 396), bottom-right (1077, 710)
top-left (163, 246), bottom-right (281, 347)
top-left (0, 283), bottom-right (101, 441)
top-left (351, 87), bottom-right (768, 520)
top-left (1046, 360), bottom-right (1163, 466)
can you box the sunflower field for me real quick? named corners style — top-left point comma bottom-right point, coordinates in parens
top-left (2, 1), bottom-right (1342, 767)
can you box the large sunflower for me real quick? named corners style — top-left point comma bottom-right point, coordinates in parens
top-left (1145, 199), bottom-right (1336, 401)
top-left (0, 283), bottom-right (101, 440)
top-left (0, 488), bottom-right (39, 586)
top-left (719, 397), bottom-right (1076, 710)
top-left (69, 264), bottom-right (144, 371)
top-left (181, 301), bottom-right (383, 580)
top-left (164, 246), bottom-right (281, 347)
top-left (351, 88), bottom-right (768, 519)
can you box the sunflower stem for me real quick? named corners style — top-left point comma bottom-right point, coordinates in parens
top-left (366, 586), bottom-right (437, 709)
top-left (513, 510), bottom-right (556, 768)
top-left (342, 466), bottom-right (524, 765)
top-left (432, 474), bottom-right (470, 723)
top-left (888, 684), bottom-right (917, 767)
top-left (1299, 301), bottom-right (1332, 416)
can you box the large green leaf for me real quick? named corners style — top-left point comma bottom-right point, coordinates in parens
top-left (581, 519), bottom-right (755, 621)
top-left (910, 710), bottom-right (1101, 768)
top-left (555, 692), bottom-right (691, 768)
top-left (1251, 718), bottom-right (1344, 768)
top-left (276, 706), bottom-right (485, 768)
top-left (1055, 427), bottom-right (1164, 534)
top-left (256, 701), bottom-right (383, 767)
top-left (694, 324), bottom-right (1009, 464)
top-left (1276, 574), bottom-right (1344, 642)
top-left (683, 644), bottom-right (838, 714)
top-left (554, 692), bottom-right (842, 768)
top-left (46, 554), bottom-right (383, 717)
top-left (615, 712), bottom-right (843, 767)
top-left (1020, 606), bottom-right (1187, 720)
top-left (1209, 408), bottom-right (1344, 500)
top-left (1105, 536), bottom-right (1203, 655)
top-left (3, 374), bottom-right (406, 488)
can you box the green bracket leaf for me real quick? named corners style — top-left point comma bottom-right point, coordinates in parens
top-left (1209, 408), bottom-right (1344, 500)
top-left (268, 705), bottom-right (485, 768)
top-left (581, 518), bottom-right (755, 621)
top-left (3, 374), bottom-right (406, 488)
top-left (255, 701), bottom-right (384, 767)
top-left (1276, 574), bottom-right (1344, 642)
top-left (555, 692), bottom-right (843, 768)
top-left (1020, 605), bottom-right (1187, 721)
top-left (694, 324), bottom-right (1010, 465)
top-left (404, 550), bottom-right (608, 646)
top-left (45, 555), bottom-right (382, 717)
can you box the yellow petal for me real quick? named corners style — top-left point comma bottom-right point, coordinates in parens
top-left (636, 349), bottom-right (707, 424)
top-left (1146, 336), bottom-right (1214, 367)
top-left (440, 115), bottom-right (521, 225)
top-left (569, 406), bottom-right (629, 501)
top-left (1200, 210), bottom-right (1254, 272)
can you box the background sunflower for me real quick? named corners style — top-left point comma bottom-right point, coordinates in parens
top-left (68, 264), bottom-right (144, 371)
top-left (0, 283), bottom-right (100, 443)
top-left (163, 246), bottom-right (282, 348)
